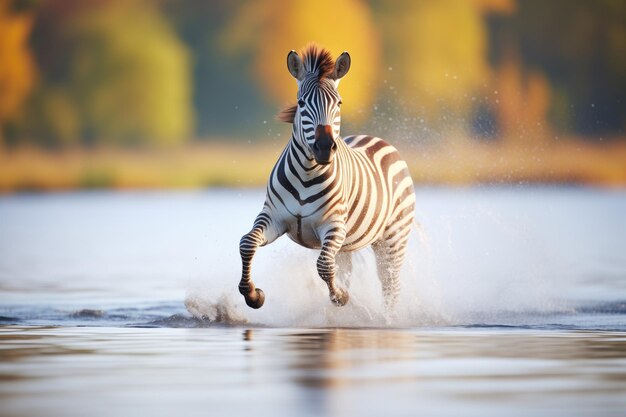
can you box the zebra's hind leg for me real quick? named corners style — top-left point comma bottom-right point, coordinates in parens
top-left (372, 229), bottom-right (411, 312)
top-left (373, 195), bottom-right (415, 312)
top-left (317, 227), bottom-right (349, 306)
top-left (239, 211), bottom-right (282, 309)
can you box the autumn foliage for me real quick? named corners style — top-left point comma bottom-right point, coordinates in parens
top-left (0, 1), bottom-right (36, 140)
top-left (0, 0), bottom-right (624, 149)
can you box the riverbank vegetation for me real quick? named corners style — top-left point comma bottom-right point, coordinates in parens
top-left (2, 138), bottom-right (624, 193)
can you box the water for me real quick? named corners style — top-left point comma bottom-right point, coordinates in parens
top-left (1, 188), bottom-right (625, 416)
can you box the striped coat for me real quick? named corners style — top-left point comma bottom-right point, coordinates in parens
top-left (239, 44), bottom-right (415, 310)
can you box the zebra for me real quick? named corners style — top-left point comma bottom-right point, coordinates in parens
top-left (239, 44), bottom-right (415, 311)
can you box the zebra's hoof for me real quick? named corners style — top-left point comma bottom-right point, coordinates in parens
top-left (245, 288), bottom-right (265, 309)
top-left (330, 289), bottom-right (349, 307)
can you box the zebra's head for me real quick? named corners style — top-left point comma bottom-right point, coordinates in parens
top-left (280, 45), bottom-right (351, 165)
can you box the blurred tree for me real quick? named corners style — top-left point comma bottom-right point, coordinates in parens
top-left (492, 50), bottom-right (552, 145)
top-left (220, 0), bottom-right (381, 123)
top-left (5, 0), bottom-right (624, 147)
top-left (372, 0), bottom-right (493, 133)
top-left (21, 0), bottom-right (193, 146)
top-left (488, 0), bottom-right (626, 138)
top-left (0, 0), bottom-right (36, 146)
top-left (161, 0), bottom-right (269, 138)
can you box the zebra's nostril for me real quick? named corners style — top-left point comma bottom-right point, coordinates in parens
top-left (331, 142), bottom-right (337, 151)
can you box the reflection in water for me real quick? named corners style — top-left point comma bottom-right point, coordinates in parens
top-left (281, 330), bottom-right (415, 384)
top-left (0, 327), bottom-right (624, 417)
top-left (272, 330), bottom-right (419, 416)
top-left (236, 328), bottom-right (626, 417)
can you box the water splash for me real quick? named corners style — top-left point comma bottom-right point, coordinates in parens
top-left (185, 195), bottom-right (579, 328)
top-left (185, 225), bottom-right (463, 327)
top-left (1, 188), bottom-right (623, 329)
top-left (185, 293), bottom-right (248, 325)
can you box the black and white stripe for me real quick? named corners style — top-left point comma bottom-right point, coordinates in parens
top-left (239, 45), bottom-right (415, 311)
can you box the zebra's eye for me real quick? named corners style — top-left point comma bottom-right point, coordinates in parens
top-left (298, 99), bottom-right (305, 108)
top-left (338, 100), bottom-right (342, 106)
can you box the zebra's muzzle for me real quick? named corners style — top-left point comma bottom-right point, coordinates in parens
top-left (313, 125), bottom-right (337, 165)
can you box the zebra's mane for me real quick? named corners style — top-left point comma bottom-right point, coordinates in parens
top-left (277, 44), bottom-right (335, 124)
top-left (301, 43), bottom-right (335, 79)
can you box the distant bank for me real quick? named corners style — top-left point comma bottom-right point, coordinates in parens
top-left (1, 140), bottom-right (625, 192)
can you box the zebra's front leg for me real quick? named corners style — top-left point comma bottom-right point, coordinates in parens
top-left (317, 227), bottom-right (349, 306)
top-left (239, 212), bottom-right (282, 309)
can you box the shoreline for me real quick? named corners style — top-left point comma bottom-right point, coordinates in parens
top-left (1, 140), bottom-right (625, 193)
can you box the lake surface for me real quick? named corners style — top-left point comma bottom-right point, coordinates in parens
top-left (1, 187), bottom-right (625, 416)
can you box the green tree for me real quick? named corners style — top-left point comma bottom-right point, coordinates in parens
top-left (162, 0), bottom-right (270, 138)
top-left (373, 0), bottom-right (492, 132)
top-left (23, 0), bottom-right (193, 146)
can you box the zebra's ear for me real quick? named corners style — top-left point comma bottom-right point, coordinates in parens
top-left (333, 52), bottom-right (351, 80)
top-left (287, 50), bottom-right (305, 81)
